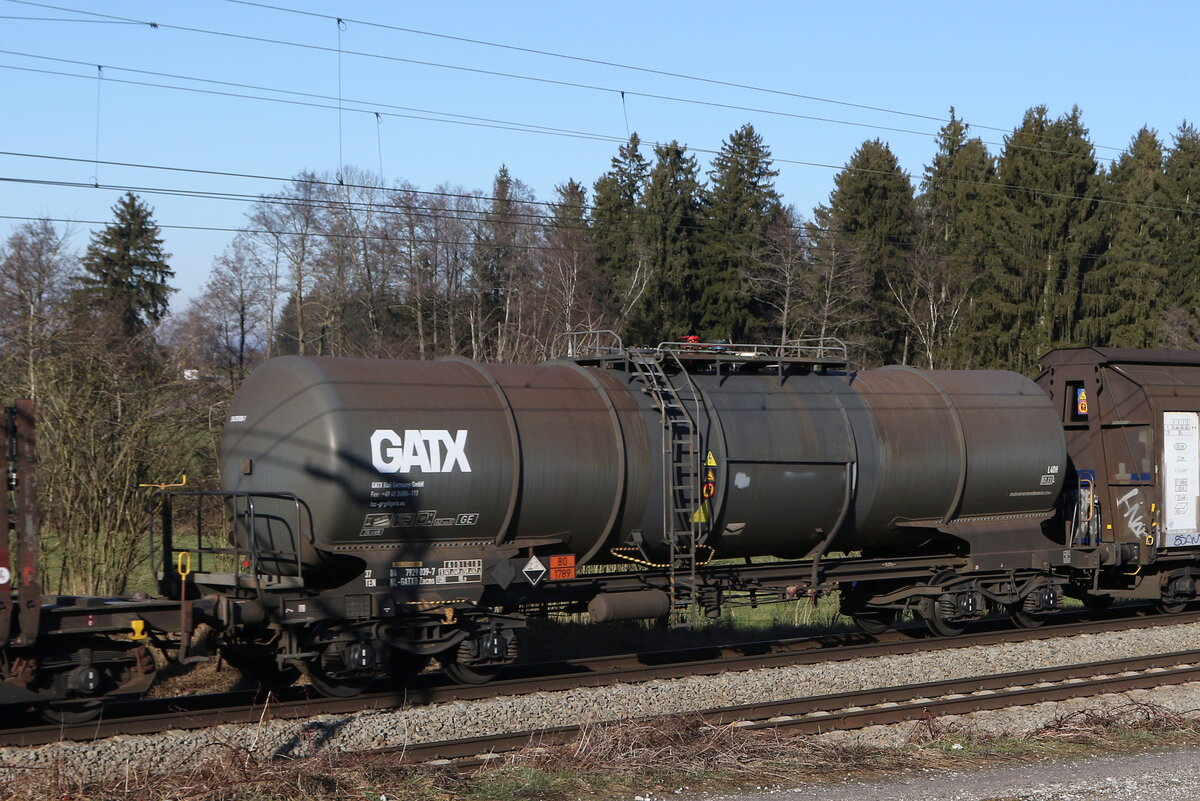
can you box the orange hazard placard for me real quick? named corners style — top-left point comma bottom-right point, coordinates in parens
top-left (549, 554), bottom-right (576, 580)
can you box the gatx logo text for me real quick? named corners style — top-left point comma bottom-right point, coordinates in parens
top-left (371, 429), bottom-right (471, 473)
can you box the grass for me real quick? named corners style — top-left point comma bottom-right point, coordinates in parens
top-left (10, 700), bottom-right (1200, 801)
top-left (517, 591), bottom-right (856, 663)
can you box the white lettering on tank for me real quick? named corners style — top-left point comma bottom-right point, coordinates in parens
top-left (401, 429), bottom-right (432, 471)
top-left (371, 429), bottom-right (404, 472)
top-left (371, 429), bottom-right (471, 473)
top-left (438, 429), bottom-right (471, 472)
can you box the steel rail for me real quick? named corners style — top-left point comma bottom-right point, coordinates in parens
top-left (390, 649), bottom-right (1200, 766)
top-left (2, 607), bottom-right (1198, 747)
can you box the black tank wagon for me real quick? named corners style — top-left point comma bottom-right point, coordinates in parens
top-left (188, 338), bottom-right (1074, 689)
top-left (9, 340), bottom-right (1200, 717)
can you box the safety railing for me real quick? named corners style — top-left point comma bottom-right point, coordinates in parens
top-left (552, 330), bottom-right (625, 359)
top-left (654, 338), bottom-right (848, 363)
top-left (149, 491), bottom-right (314, 596)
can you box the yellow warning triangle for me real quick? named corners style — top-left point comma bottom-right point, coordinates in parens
top-left (705, 451), bottom-right (717, 467)
top-left (691, 502), bottom-right (710, 523)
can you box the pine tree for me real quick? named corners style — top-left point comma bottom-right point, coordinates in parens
top-left (991, 106), bottom-right (1104, 372)
top-left (591, 134), bottom-right (650, 324)
top-left (77, 192), bottom-right (174, 337)
top-left (821, 139), bottom-right (917, 364)
top-left (1083, 128), bottom-right (1168, 348)
top-left (625, 141), bottom-right (704, 344)
top-left (1162, 123), bottom-right (1200, 342)
top-left (698, 124), bottom-right (781, 341)
top-left (921, 110), bottom-right (1003, 367)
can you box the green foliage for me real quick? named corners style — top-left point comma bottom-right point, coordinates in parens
top-left (697, 123), bottom-right (781, 341)
top-left (921, 110), bottom-right (1004, 367)
top-left (1083, 127), bottom-right (1169, 348)
top-left (14, 104), bottom-right (1200, 599)
top-left (821, 139), bottom-right (917, 363)
top-left (466, 767), bottom-right (588, 801)
top-left (989, 106), bottom-right (1105, 373)
top-left (475, 165), bottom-right (522, 310)
top-left (34, 333), bottom-right (218, 594)
top-left (591, 134), bottom-right (650, 325)
top-left (624, 141), bottom-right (704, 344)
top-left (76, 192), bottom-right (175, 337)
top-left (1159, 123), bottom-right (1200, 346)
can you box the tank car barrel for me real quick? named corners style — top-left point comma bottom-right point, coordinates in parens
top-left (221, 351), bottom-right (1068, 574)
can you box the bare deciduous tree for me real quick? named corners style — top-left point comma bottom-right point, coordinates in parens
top-left (246, 172), bottom-right (323, 355)
top-left (801, 216), bottom-right (874, 357)
top-left (747, 207), bottom-right (810, 347)
top-left (885, 233), bottom-right (978, 369)
top-left (0, 219), bottom-right (75, 396)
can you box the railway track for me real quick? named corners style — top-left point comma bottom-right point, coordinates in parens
top-left (398, 648), bottom-right (1200, 767)
top-left (2, 606), bottom-right (1197, 748)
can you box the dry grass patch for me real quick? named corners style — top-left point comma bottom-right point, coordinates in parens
top-left (1026, 700), bottom-right (1200, 743)
top-left (9, 703), bottom-right (1200, 801)
top-left (910, 699), bottom-right (1200, 762)
top-left (0, 716), bottom-right (932, 801)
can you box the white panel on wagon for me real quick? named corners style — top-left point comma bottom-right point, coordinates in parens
top-left (1163, 411), bottom-right (1200, 544)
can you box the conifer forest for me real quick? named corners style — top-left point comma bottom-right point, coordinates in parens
top-left (4, 107), bottom-right (1200, 594)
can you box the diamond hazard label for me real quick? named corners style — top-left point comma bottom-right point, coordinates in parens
top-left (522, 556), bottom-right (547, 585)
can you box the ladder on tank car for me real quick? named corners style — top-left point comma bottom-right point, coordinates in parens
top-left (627, 350), bottom-right (707, 624)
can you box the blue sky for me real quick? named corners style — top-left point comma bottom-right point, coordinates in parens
top-left (2, 1), bottom-right (1197, 306)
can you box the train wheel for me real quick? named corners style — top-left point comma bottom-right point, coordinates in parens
top-left (304, 663), bottom-right (373, 697)
top-left (40, 699), bottom-right (102, 725)
top-left (1081, 594), bottom-right (1113, 611)
top-left (438, 656), bottom-right (500, 685)
top-left (303, 640), bottom-right (383, 697)
top-left (919, 572), bottom-right (967, 637)
top-left (850, 609), bottom-right (896, 635)
top-left (1155, 599), bottom-right (1188, 615)
top-left (1007, 605), bottom-right (1046, 629)
top-left (920, 605), bottom-right (965, 637)
top-left (387, 650), bottom-right (432, 678)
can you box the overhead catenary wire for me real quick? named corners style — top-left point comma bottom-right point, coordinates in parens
top-left (0, 62), bottom-right (625, 145)
top-left (335, 16), bottom-right (345, 184)
top-left (374, 112), bottom-right (384, 180)
top-left (221, 0), bottom-right (951, 124)
top-left (3, 2), bottom-right (1136, 163)
top-left (3, 6), bottom-right (1196, 249)
top-left (1, 1), bottom-right (1189, 346)
top-left (8, 170), bottom-right (1195, 263)
top-left (0, 211), bottom-right (562, 253)
top-left (91, 63), bottom-right (102, 187)
top-left (1, 177), bottom-right (1194, 281)
top-left (0, 13), bottom-right (138, 23)
top-left (0, 48), bottom-right (1172, 212)
top-left (6, 138), bottom-right (1197, 226)
top-left (218, 0), bottom-right (1129, 155)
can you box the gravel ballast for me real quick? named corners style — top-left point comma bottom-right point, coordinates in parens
top-left (711, 746), bottom-right (1200, 801)
top-left (5, 621), bottom-right (1200, 782)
